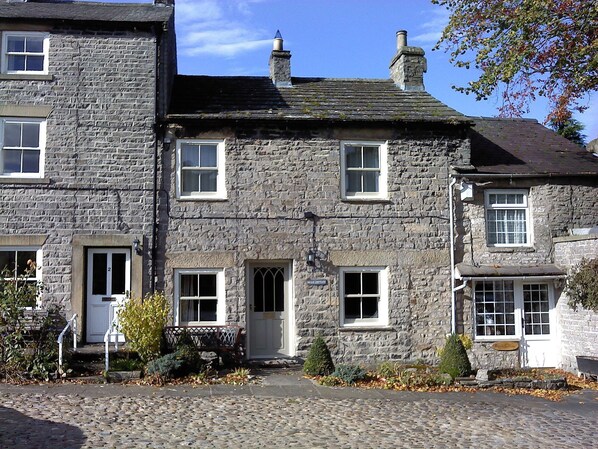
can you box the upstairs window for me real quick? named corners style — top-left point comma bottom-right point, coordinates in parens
top-left (340, 141), bottom-right (388, 200)
top-left (1, 32), bottom-right (49, 74)
top-left (0, 247), bottom-right (42, 308)
top-left (0, 118), bottom-right (45, 177)
top-left (176, 140), bottom-right (226, 199)
top-left (485, 190), bottom-right (530, 246)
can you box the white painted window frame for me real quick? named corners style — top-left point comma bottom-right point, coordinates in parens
top-left (0, 117), bottom-right (46, 178)
top-left (175, 139), bottom-right (226, 200)
top-left (473, 279), bottom-right (555, 342)
top-left (339, 266), bottom-right (389, 327)
top-left (173, 268), bottom-right (225, 326)
top-left (0, 246), bottom-right (43, 309)
top-left (484, 189), bottom-right (532, 247)
top-left (340, 140), bottom-right (388, 200)
top-left (1, 32), bottom-right (50, 75)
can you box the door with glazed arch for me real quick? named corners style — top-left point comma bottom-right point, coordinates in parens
top-left (247, 263), bottom-right (292, 358)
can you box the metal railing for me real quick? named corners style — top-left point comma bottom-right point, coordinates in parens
top-left (57, 314), bottom-right (78, 373)
top-left (103, 318), bottom-right (124, 372)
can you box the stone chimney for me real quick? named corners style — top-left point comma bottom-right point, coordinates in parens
top-left (389, 30), bottom-right (427, 91)
top-left (269, 30), bottom-right (292, 87)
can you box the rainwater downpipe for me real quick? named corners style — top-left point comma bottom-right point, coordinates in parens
top-left (448, 176), bottom-right (457, 334)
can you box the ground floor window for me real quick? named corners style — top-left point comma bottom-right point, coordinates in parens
top-left (0, 246), bottom-right (42, 308)
top-left (174, 269), bottom-right (225, 325)
top-left (474, 280), bottom-right (552, 339)
top-left (339, 267), bottom-right (388, 327)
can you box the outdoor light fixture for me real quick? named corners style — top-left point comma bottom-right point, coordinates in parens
top-left (133, 237), bottom-right (143, 256)
top-left (306, 248), bottom-right (326, 268)
top-left (162, 130), bottom-right (175, 146)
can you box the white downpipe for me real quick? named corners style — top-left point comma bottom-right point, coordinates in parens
top-left (449, 176), bottom-right (457, 334)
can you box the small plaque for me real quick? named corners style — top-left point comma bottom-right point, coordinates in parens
top-left (262, 312), bottom-right (275, 320)
top-left (491, 341), bottom-right (519, 351)
top-left (307, 278), bottom-right (328, 286)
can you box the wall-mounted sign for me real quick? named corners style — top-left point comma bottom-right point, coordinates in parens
top-left (307, 278), bottom-right (328, 286)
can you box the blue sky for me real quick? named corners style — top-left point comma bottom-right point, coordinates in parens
top-left (103, 0), bottom-right (597, 140)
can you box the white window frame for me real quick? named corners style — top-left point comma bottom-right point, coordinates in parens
top-left (0, 117), bottom-right (46, 178)
top-left (1, 32), bottom-right (50, 75)
top-left (473, 279), bottom-right (554, 341)
top-left (484, 189), bottom-right (531, 247)
top-left (0, 246), bottom-right (42, 309)
top-left (339, 266), bottom-right (388, 328)
top-left (340, 141), bottom-right (388, 200)
top-left (173, 268), bottom-right (225, 325)
top-left (175, 139), bottom-right (226, 200)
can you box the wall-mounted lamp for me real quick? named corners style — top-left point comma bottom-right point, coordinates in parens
top-left (306, 248), bottom-right (326, 269)
top-left (162, 130), bottom-right (175, 146)
top-left (133, 237), bottom-right (143, 256)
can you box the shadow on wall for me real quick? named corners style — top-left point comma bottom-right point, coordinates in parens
top-left (0, 405), bottom-right (86, 449)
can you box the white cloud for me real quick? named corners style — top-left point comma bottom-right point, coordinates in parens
top-left (411, 7), bottom-right (450, 45)
top-left (411, 31), bottom-right (442, 45)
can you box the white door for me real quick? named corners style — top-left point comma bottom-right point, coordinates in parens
top-left (86, 248), bottom-right (131, 343)
top-left (520, 283), bottom-right (558, 368)
top-left (248, 263), bottom-right (292, 358)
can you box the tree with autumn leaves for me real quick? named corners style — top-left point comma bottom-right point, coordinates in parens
top-left (433, 0), bottom-right (597, 123)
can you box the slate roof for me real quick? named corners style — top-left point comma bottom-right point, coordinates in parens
top-left (168, 75), bottom-right (469, 124)
top-left (467, 118), bottom-right (598, 176)
top-left (456, 263), bottom-right (566, 279)
top-left (0, 1), bottom-right (172, 23)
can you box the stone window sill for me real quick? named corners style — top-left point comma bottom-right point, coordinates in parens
top-left (0, 177), bottom-right (51, 185)
top-left (0, 74), bottom-right (53, 81)
top-left (339, 326), bottom-right (394, 332)
top-left (487, 246), bottom-right (535, 253)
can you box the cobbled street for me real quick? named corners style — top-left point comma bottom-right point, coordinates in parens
top-left (1, 381), bottom-right (597, 449)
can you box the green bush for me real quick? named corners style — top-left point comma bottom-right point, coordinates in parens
top-left (303, 336), bottom-right (334, 376)
top-left (566, 258), bottom-right (598, 311)
top-left (146, 353), bottom-right (183, 379)
top-left (377, 361), bottom-right (401, 378)
top-left (118, 292), bottom-right (170, 362)
top-left (438, 334), bottom-right (471, 379)
top-left (332, 364), bottom-right (366, 385)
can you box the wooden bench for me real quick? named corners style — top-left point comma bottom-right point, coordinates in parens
top-left (162, 325), bottom-right (245, 365)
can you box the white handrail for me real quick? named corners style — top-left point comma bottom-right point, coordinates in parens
top-left (57, 314), bottom-right (78, 373)
top-left (103, 318), bottom-right (124, 373)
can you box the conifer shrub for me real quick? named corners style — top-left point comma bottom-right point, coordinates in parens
top-left (303, 336), bottom-right (334, 376)
top-left (332, 364), bottom-right (366, 385)
top-left (438, 333), bottom-right (471, 379)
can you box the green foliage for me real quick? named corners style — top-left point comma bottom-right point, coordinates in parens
top-left (433, 0), bottom-right (597, 122)
top-left (549, 116), bottom-right (586, 146)
top-left (145, 345), bottom-right (207, 380)
top-left (303, 336), bottom-right (334, 376)
top-left (436, 333), bottom-right (473, 357)
top-left (332, 364), bottom-right (366, 385)
top-left (377, 361), bottom-right (402, 378)
top-left (389, 369), bottom-right (452, 388)
top-left (566, 258), bottom-right (598, 312)
top-left (118, 292), bottom-right (170, 362)
top-left (438, 334), bottom-right (472, 379)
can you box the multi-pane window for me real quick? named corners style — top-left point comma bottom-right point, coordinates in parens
top-left (340, 267), bottom-right (388, 327)
top-left (0, 118), bottom-right (45, 176)
top-left (176, 140), bottom-right (226, 199)
top-left (341, 141), bottom-right (387, 199)
top-left (474, 281), bottom-right (516, 337)
top-left (2, 32), bottom-right (49, 74)
top-left (0, 247), bottom-right (42, 308)
top-left (523, 284), bottom-right (550, 335)
top-left (176, 269), bottom-right (224, 325)
top-left (485, 190), bottom-right (530, 246)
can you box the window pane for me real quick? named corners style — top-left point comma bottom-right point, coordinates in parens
top-left (181, 144), bottom-right (199, 167)
top-left (26, 37), bottom-right (44, 53)
top-left (199, 299), bottom-right (217, 322)
top-left (4, 123), bottom-right (21, 147)
top-left (3, 150), bottom-right (22, 173)
top-left (0, 251), bottom-right (15, 275)
top-left (345, 146), bottom-right (361, 168)
top-left (264, 270), bottom-right (275, 311)
top-left (274, 269), bottom-right (284, 312)
top-left (22, 151), bottom-right (40, 173)
top-left (200, 145), bottom-right (217, 167)
top-left (362, 146), bottom-right (379, 168)
top-left (180, 274), bottom-right (198, 297)
top-left (181, 299), bottom-right (198, 322)
top-left (92, 253), bottom-right (107, 295)
top-left (7, 36), bottom-right (25, 52)
top-left (344, 297), bottom-right (360, 319)
top-left (362, 297), bottom-right (378, 318)
top-left (344, 273), bottom-right (360, 295)
top-left (16, 250), bottom-right (36, 277)
top-left (362, 171), bottom-right (379, 192)
top-left (26, 56), bottom-right (44, 72)
top-left (361, 272), bottom-right (378, 294)
top-left (21, 123), bottom-right (40, 148)
top-left (111, 253), bottom-right (126, 295)
top-left (7, 55), bottom-right (26, 71)
top-left (199, 171), bottom-right (217, 192)
top-left (346, 171), bottom-right (361, 192)
top-left (253, 270), bottom-right (264, 312)
top-left (198, 274), bottom-right (216, 296)
top-left (182, 170), bottom-right (200, 193)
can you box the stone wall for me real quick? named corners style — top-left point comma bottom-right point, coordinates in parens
top-left (0, 27), bottom-right (160, 316)
top-left (554, 235), bottom-right (598, 372)
top-left (163, 123), bottom-right (469, 364)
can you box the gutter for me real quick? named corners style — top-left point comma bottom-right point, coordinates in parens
top-left (457, 172), bottom-right (598, 179)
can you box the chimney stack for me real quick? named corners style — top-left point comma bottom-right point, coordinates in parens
top-left (269, 30), bottom-right (292, 87)
top-left (389, 30), bottom-right (427, 91)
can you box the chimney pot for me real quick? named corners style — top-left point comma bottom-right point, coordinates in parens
top-left (273, 30), bottom-right (283, 51)
top-left (396, 30), bottom-right (407, 48)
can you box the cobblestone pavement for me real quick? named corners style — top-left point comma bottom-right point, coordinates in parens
top-left (1, 382), bottom-right (597, 449)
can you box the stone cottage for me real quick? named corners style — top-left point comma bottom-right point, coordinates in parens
top-left (2, 1), bottom-right (597, 371)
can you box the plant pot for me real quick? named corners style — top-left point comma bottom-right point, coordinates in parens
top-left (576, 356), bottom-right (598, 376)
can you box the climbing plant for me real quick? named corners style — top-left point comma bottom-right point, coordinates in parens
top-left (566, 258), bottom-right (598, 312)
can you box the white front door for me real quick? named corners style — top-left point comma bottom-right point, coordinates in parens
top-left (248, 263), bottom-right (293, 358)
top-left (86, 248), bottom-right (131, 343)
top-left (520, 283), bottom-right (558, 368)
